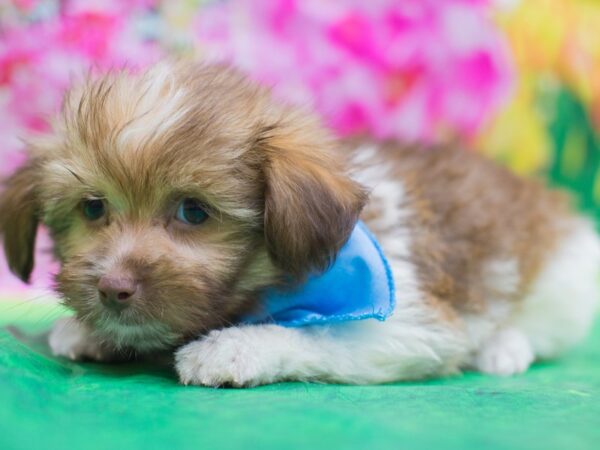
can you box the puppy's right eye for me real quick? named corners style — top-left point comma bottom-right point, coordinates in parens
top-left (176, 198), bottom-right (208, 225)
top-left (82, 199), bottom-right (106, 221)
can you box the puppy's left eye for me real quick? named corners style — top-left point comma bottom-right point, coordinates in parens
top-left (82, 198), bottom-right (106, 221)
top-left (176, 198), bottom-right (208, 225)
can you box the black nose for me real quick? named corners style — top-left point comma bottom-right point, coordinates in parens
top-left (98, 276), bottom-right (138, 311)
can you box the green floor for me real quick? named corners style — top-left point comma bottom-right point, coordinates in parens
top-left (0, 300), bottom-right (598, 450)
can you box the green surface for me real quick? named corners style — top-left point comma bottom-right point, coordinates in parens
top-left (0, 300), bottom-right (599, 450)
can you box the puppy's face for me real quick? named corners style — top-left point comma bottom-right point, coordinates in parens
top-left (0, 63), bottom-right (366, 352)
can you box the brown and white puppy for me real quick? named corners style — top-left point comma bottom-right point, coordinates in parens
top-left (0, 61), bottom-right (598, 386)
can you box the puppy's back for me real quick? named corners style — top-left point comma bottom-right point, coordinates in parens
top-left (357, 142), bottom-right (574, 312)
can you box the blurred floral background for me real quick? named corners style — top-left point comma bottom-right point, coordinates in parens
top-left (0, 0), bottom-right (599, 295)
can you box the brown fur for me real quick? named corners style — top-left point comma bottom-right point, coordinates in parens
top-left (260, 120), bottom-right (368, 278)
top-left (359, 142), bottom-right (571, 313)
top-left (0, 158), bottom-right (41, 282)
top-left (0, 62), bottom-right (365, 352)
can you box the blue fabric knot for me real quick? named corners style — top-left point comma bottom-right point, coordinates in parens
top-left (244, 221), bottom-right (395, 327)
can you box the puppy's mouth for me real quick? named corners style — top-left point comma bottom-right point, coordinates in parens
top-left (91, 313), bottom-right (181, 353)
top-left (71, 294), bottom-right (182, 353)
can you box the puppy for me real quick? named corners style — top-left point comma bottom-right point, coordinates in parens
top-left (1, 61), bottom-right (598, 386)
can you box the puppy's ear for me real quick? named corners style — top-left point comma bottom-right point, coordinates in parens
top-left (0, 159), bottom-right (41, 283)
top-left (259, 119), bottom-right (368, 279)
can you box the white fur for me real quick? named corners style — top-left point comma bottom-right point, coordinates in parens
top-left (475, 328), bottom-right (534, 376)
top-left (116, 63), bottom-right (192, 149)
top-left (482, 257), bottom-right (521, 299)
top-left (467, 218), bottom-right (600, 374)
top-left (176, 313), bottom-right (466, 386)
top-left (49, 316), bottom-right (112, 361)
top-left (461, 258), bottom-right (519, 361)
top-left (512, 219), bottom-right (600, 359)
top-left (463, 301), bottom-right (513, 360)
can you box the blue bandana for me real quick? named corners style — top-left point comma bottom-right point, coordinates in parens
top-left (243, 221), bottom-right (395, 327)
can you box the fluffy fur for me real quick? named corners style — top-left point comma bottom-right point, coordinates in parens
top-left (1, 61), bottom-right (598, 386)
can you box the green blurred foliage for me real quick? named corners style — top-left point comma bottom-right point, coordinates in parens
top-left (545, 88), bottom-right (600, 225)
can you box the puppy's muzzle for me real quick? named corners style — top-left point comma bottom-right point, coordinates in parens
top-left (98, 275), bottom-right (139, 312)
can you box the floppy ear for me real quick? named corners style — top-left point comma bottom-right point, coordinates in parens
top-left (0, 159), bottom-right (40, 283)
top-left (259, 120), bottom-right (368, 279)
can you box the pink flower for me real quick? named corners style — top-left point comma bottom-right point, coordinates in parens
top-left (58, 11), bottom-right (123, 61)
top-left (195, 0), bottom-right (513, 142)
top-left (0, 0), bottom-right (162, 293)
top-left (10, 0), bottom-right (39, 12)
top-left (0, 0), bottom-right (514, 295)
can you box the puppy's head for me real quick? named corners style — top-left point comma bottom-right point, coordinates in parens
top-left (0, 62), bottom-right (367, 352)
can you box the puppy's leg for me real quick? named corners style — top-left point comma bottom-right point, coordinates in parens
top-left (472, 219), bottom-right (600, 375)
top-left (49, 317), bottom-right (115, 362)
top-left (175, 309), bottom-right (468, 387)
top-left (511, 220), bottom-right (600, 360)
top-left (475, 328), bottom-right (534, 376)
top-left (175, 195), bottom-right (470, 387)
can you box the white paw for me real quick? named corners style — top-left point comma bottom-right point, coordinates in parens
top-left (476, 329), bottom-right (534, 376)
top-left (48, 317), bottom-right (111, 362)
top-left (175, 327), bottom-right (278, 387)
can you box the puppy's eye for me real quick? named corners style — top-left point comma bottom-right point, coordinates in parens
top-left (176, 198), bottom-right (208, 225)
top-left (82, 199), bottom-right (106, 221)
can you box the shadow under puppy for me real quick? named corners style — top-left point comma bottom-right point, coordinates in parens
top-left (1, 61), bottom-right (598, 386)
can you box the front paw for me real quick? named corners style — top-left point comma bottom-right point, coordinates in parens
top-left (48, 317), bottom-right (111, 362)
top-left (175, 327), bottom-right (277, 387)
